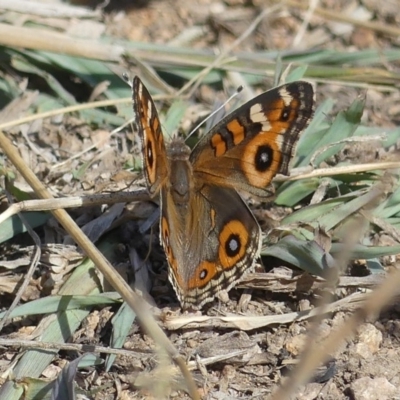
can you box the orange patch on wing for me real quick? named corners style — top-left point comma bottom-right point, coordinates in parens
top-left (241, 134), bottom-right (281, 188)
top-left (156, 129), bottom-right (164, 151)
top-left (144, 135), bottom-right (157, 184)
top-left (211, 133), bottom-right (227, 156)
top-left (219, 220), bottom-right (248, 268)
top-left (161, 217), bottom-right (182, 284)
top-left (267, 98), bottom-right (299, 132)
top-left (226, 119), bottom-right (245, 145)
top-left (152, 115), bottom-right (159, 134)
top-left (187, 261), bottom-right (218, 289)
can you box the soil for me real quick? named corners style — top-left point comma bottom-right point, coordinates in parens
top-left (0, 0), bottom-right (400, 399)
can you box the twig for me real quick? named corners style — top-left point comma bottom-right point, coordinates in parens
top-left (0, 190), bottom-right (149, 225)
top-left (0, 338), bottom-right (149, 358)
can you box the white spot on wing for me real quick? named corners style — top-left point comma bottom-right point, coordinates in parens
top-left (147, 100), bottom-right (152, 118)
top-left (250, 103), bottom-right (271, 131)
top-left (279, 87), bottom-right (292, 107)
top-left (229, 237), bottom-right (239, 252)
top-left (274, 135), bottom-right (285, 147)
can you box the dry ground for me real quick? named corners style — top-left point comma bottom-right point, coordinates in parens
top-left (0, 0), bottom-right (400, 399)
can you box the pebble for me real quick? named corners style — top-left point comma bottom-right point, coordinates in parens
top-left (350, 377), bottom-right (398, 400)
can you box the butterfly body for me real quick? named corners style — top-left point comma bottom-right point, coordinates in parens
top-left (133, 77), bottom-right (315, 308)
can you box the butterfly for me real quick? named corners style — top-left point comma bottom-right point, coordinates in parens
top-left (132, 76), bottom-right (315, 308)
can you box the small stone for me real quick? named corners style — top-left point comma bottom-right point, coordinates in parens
top-left (350, 377), bottom-right (398, 400)
top-left (285, 334), bottom-right (306, 356)
top-left (186, 339), bottom-right (198, 348)
top-left (296, 383), bottom-right (322, 400)
top-left (320, 381), bottom-right (343, 399)
top-left (355, 323), bottom-right (382, 358)
top-left (298, 299), bottom-right (311, 312)
top-left (222, 365), bottom-right (236, 380)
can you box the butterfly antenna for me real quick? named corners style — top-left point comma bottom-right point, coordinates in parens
top-left (186, 85), bottom-right (244, 140)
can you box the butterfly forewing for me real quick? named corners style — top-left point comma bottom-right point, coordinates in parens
top-left (133, 76), bottom-right (169, 196)
top-left (190, 81), bottom-right (315, 197)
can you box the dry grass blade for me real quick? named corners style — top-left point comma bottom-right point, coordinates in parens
top-left (271, 268), bottom-right (400, 400)
top-left (176, 5), bottom-right (282, 97)
top-left (1, 20), bottom-right (399, 90)
top-left (292, 0), bottom-right (319, 47)
top-left (276, 161), bottom-right (400, 182)
top-left (2, 160), bottom-right (398, 239)
top-left (0, 191), bottom-right (149, 225)
top-left (0, 130), bottom-right (200, 400)
top-left (0, 23), bottom-right (123, 62)
top-left (0, 338), bottom-right (150, 359)
top-left (0, 0), bottom-right (99, 18)
top-left (0, 95), bottom-right (172, 131)
top-left (163, 292), bottom-right (369, 331)
top-left (286, 0), bottom-right (400, 37)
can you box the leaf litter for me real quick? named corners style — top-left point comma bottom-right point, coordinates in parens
top-left (0, 0), bottom-right (400, 399)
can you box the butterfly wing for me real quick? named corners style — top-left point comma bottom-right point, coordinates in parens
top-left (133, 78), bottom-right (314, 309)
top-left (160, 183), bottom-right (261, 308)
top-left (133, 76), bottom-right (169, 196)
top-left (190, 81), bottom-right (315, 196)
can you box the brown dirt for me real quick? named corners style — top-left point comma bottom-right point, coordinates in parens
top-left (0, 0), bottom-right (400, 399)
